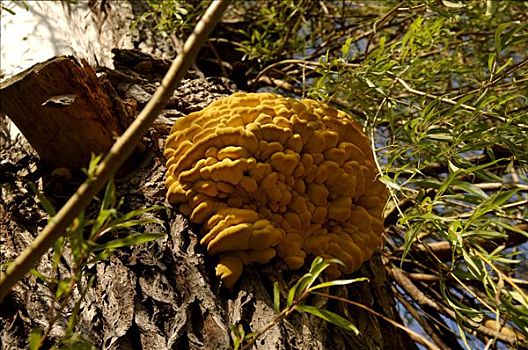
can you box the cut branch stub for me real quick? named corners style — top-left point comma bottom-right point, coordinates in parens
top-left (0, 56), bottom-right (127, 170)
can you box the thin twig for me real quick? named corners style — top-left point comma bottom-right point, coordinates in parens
top-left (394, 291), bottom-right (453, 350)
top-left (474, 251), bottom-right (528, 305)
top-left (0, 0), bottom-right (230, 302)
top-left (456, 57), bottom-right (528, 99)
top-left (249, 59), bottom-right (360, 89)
top-left (391, 264), bottom-right (524, 344)
top-left (387, 72), bottom-right (528, 129)
top-left (313, 291), bottom-right (442, 350)
top-left (364, 2), bottom-right (400, 59)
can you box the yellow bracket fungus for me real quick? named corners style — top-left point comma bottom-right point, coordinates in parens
top-left (164, 92), bottom-right (387, 288)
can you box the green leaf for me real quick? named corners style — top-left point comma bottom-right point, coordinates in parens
top-left (101, 178), bottom-right (116, 212)
top-left (461, 248), bottom-right (483, 280)
top-left (69, 213), bottom-right (87, 262)
top-left (295, 305), bottom-right (359, 335)
top-left (109, 205), bottom-right (165, 225)
top-left (287, 273), bottom-right (310, 307)
top-left (455, 314), bottom-right (471, 350)
top-left (53, 236), bottom-right (66, 271)
top-left (29, 268), bottom-right (49, 283)
top-left (55, 278), bottom-right (72, 300)
top-left (452, 181), bottom-right (489, 200)
top-left (493, 221), bottom-right (528, 238)
top-left (90, 208), bottom-right (117, 239)
top-left (273, 281), bottom-right (280, 313)
top-left (485, 0), bottom-right (497, 16)
top-left (341, 37), bottom-right (353, 57)
top-left (379, 175), bottom-right (401, 190)
top-left (490, 189), bottom-right (518, 207)
top-left (487, 52), bottom-right (496, 73)
top-left (229, 324), bottom-right (245, 350)
top-left (56, 333), bottom-right (95, 350)
top-left (496, 57), bottom-right (513, 75)
top-left (510, 291), bottom-right (528, 310)
top-left (90, 232), bottom-right (165, 252)
top-left (84, 153), bottom-right (103, 178)
top-left (461, 230), bottom-right (505, 240)
top-left (96, 218), bottom-right (163, 240)
top-left (309, 277), bottom-right (369, 291)
top-left (28, 183), bottom-right (56, 217)
top-left (447, 160), bottom-right (461, 174)
top-left (29, 328), bottom-right (43, 350)
top-left (442, 1), bottom-right (465, 8)
top-left (300, 258), bottom-right (333, 290)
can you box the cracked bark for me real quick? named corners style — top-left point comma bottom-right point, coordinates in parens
top-left (0, 54), bottom-right (417, 350)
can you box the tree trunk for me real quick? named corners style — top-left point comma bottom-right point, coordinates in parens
top-left (0, 53), bottom-right (417, 350)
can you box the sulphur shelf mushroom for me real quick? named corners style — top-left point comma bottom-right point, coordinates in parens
top-left (164, 92), bottom-right (387, 288)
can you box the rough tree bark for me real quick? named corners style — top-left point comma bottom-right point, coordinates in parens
top-left (0, 52), bottom-right (418, 350)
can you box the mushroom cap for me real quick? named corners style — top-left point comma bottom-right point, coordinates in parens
top-left (165, 92), bottom-right (387, 287)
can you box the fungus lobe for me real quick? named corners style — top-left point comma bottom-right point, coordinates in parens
top-left (165, 92), bottom-right (386, 287)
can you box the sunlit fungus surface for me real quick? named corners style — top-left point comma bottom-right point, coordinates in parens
top-left (164, 92), bottom-right (387, 288)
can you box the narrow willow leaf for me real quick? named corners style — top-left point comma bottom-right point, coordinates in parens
top-left (493, 221), bottom-right (528, 238)
top-left (101, 178), bottom-right (116, 212)
top-left (287, 273), bottom-right (310, 307)
top-left (29, 268), bottom-right (49, 283)
top-left (493, 256), bottom-right (521, 264)
top-left (273, 282), bottom-right (280, 313)
top-left (53, 236), bottom-right (66, 271)
top-left (309, 277), bottom-right (369, 291)
top-left (455, 314), bottom-right (471, 350)
top-left (29, 328), bottom-right (43, 350)
top-left (510, 291), bottom-right (528, 310)
top-left (90, 232), bottom-right (165, 251)
top-left (85, 153), bottom-right (103, 178)
top-left (490, 189), bottom-right (518, 207)
top-left (442, 1), bottom-right (465, 9)
top-left (461, 230), bottom-right (505, 240)
top-left (488, 52), bottom-right (496, 74)
top-left (90, 208), bottom-right (117, 238)
top-left (296, 305), bottom-right (359, 335)
top-left (229, 324), bottom-right (244, 350)
top-left (55, 278), bottom-right (72, 300)
top-left (379, 175), bottom-right (401, 190)
top-left (496, 57), bottom-right (513, 74)
top-left (70, 213), bottom-right (86, 262)
top-left (99, 218), bottom-right (163, 237)
top-left (109, 205), bottom-right (165, 226)
top-left (57, 334), bottom-right (95, 350)
top-left (341, 37), bottom-right (353, 57)
top-left (29, 183), bottom-right (56, 217)
top-left (300, 259), bottom-right (332, 293)
top-left (461, 249), bottom-right (483, 280)
top-left (452, 181), bottom-right (489, 200)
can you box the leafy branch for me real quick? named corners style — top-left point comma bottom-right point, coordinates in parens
top-left (231, 257), bottom-right (366, 350)
top-left (28, 157), bottom-right (165, 349)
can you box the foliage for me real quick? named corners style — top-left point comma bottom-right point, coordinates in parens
top-left (28, 156), bottom-right (165, 349)
top-left (230, 257), bottom-right (367, 350)
top-left (136, 0), bottom-right (527, 348)
top-left (135, 0), bottom-right (209, 37)
top-left (0, 0), bottom-right (28, 15)
top-left (5, 0), bottom-right (526, 348)
top-left (202, 1), bottom-right (527, 348)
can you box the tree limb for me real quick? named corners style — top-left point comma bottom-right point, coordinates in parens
top-left (0, 0), bottom-right (230, 302)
